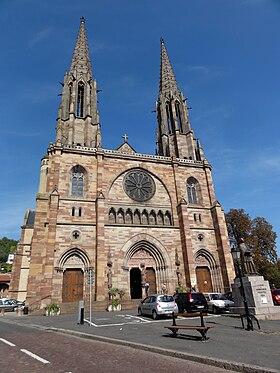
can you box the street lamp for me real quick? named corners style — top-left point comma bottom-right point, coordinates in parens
top-left (231, 245), bottom-right (253, 331)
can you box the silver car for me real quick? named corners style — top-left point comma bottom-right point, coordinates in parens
top-left (138, 294), bottom-right (178, 320)
top-left (0, 298), bottom-right (17, 312)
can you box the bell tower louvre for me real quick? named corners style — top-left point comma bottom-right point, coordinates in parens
top-left (10, 18), bottom-right (235, 312)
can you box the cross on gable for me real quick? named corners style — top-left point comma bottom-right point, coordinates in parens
top-left (122, 134), bottom-right (128, 143)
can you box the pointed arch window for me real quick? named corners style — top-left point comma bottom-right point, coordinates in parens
top-left (125, 209), bottom-right (133, 224)
top-left (149, 210), bottom-right (156, 225)
top-left (175, 101), bottom-right (183, 132)
top-left (187, 177), bottom-right (200, 204)
top-left (134, 210), bottom-right (141, 225)
top-left (157, 211), bottom-right (164, 225)
top-left (164, 211), bottom-right (172, 226)
top-left (71, 165), bottom-right (85, 196)
top-left (117, 209), bottom-right (125, 224)
top-left (77, 82), bottom-right (85, 117)
top-left (109, 208), bottom-right (116, 224)
top-left (69, 83), bottom-right (73, 112)
top-left (166, 102), bottom-right (172, 134)
top-left (142, 210), bottom-right (149, 225)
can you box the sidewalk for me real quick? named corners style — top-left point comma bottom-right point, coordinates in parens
top-left (1, 311), bottom-right (280, 372)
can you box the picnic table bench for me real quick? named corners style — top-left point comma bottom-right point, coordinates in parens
top-left (164, 311), bottom-right (212, 341)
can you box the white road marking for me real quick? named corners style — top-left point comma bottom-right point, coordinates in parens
top-left (21, 349), bottom-right (50, 364)
top-left (0, 338), bottom-right (16, 347)
top-left (84, 313), bottom-right (219, 327)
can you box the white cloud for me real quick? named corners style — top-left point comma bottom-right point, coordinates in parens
top-left (176, 63), bottom-right (227, 79)
top-left (29, 27), bottom-right (52, 48)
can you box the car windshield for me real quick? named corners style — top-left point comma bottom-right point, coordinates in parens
top-left (157, 295), bottom-right (174, 302)
top-left (211, 294), bottom-right (226, 300)
top-left (191, 293), bottom-right (206, 302)
top-left (273, 290), bottom-right (280, 295)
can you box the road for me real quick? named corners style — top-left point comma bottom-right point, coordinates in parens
top-left (0, 322), bottom-right (236, 372)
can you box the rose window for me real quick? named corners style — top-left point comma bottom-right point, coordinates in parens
top-left (123, 169), bottom-right (155, 202)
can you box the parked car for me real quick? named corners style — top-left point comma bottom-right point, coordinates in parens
top-left (0, 298), bottom-right (18, 312)
top-left (271, 289), bottom-right (280, 305)
top-left (173, 292), bottom-right (208, 313)
top-left (0, 298), bottom-right (25, 312)
top-left (138, 294), bottom-right (178, 319)
top-left (203, 293), bottom-right (234, 313)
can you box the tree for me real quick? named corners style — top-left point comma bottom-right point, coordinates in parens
top-left (251, 217), bottom-right (277, 264)
top-left (225, 209), bottom-right (278, 286)
top-left (225, 209), bottom-right (252, 247)
top-left (0, 237), bottom-right (18, 269)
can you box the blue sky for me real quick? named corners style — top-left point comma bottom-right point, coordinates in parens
top-left (1, 0), bottom-right (280, 255)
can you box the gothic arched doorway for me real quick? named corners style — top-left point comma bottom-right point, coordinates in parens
top-left (130, 268), bottom-right (142, 299)
top-left (125, 239), bottom-right (168, 300)
top-left (62, 268), bottom-right (84, 302)
top-left (196, 267), bottom-right (213, 292)
top-left (57, 248), bottom-right (90, 303)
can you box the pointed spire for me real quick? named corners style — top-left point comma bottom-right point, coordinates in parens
top-left (159, 37), bottom-right (180, 96)
top-left (70, 16), bottom-right (92, 79)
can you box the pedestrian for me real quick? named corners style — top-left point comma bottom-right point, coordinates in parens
top-left (162, 283), bottom-right (167, 294)
top-left (145, 282), bottom-right (149, 297)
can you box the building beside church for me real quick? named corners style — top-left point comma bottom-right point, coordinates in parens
top-left (10, 18), bottom-right (235, 311)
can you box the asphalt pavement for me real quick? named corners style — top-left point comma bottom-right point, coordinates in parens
top-left (1, 310), bottom-right (280, 373)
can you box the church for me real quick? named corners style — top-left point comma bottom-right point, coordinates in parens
top-left (10, 18), bottom-right (235, 311)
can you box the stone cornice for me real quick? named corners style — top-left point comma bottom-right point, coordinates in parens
top-left (47, 143), bottom-right (210, 168)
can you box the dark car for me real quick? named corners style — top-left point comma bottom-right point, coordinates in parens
top-left (271, 289), bottom-right (280, 305)
top-left (174, 292), bottom-right (208, 313)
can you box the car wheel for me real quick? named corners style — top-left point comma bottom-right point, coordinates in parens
top-left (138, 307), bottom-right (142, 316)
top-left (213, 306), bottom-right (219, 314)
top-left (152, 310), bottom-right (158, 320)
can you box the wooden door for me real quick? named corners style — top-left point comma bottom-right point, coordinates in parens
top-left (62, 269), bottom-right (84, 302)
top-left (146, 267), bottom-right (156, 294)
top-left (196, 266), bottom-right (213, 292)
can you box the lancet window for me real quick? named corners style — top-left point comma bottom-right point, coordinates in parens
top-left (71, 165), bottom-right (85, 196)
top-left (175, 101), bottom-right (182, 132)
top-left (187, 177), bottom-right (200, 204)
top-left (77, 82), bottom-right (85, 117)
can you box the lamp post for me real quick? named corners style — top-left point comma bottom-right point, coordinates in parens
top-left (231, 245), bottom-right (253, 331)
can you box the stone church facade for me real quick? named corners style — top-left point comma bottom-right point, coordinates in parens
top-left (10, 18), bottom-right (234, 310)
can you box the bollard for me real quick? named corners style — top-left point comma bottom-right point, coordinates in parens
top-left (77, 300), bottom-right (84, 324)
top-left (0, 308), bottom-right (4, 316)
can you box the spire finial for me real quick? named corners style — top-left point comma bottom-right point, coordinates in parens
top-left (80, 16), bottom-right (85, 24)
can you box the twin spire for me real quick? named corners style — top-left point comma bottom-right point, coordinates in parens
top-left (55, 16), bottom-right (100, 148)
top-left (70, 17), bottom-right (92, 79)
top-left (159, 37), bottom-right (180, 97)
top-left (55, 18), bottom-right (205, 162)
